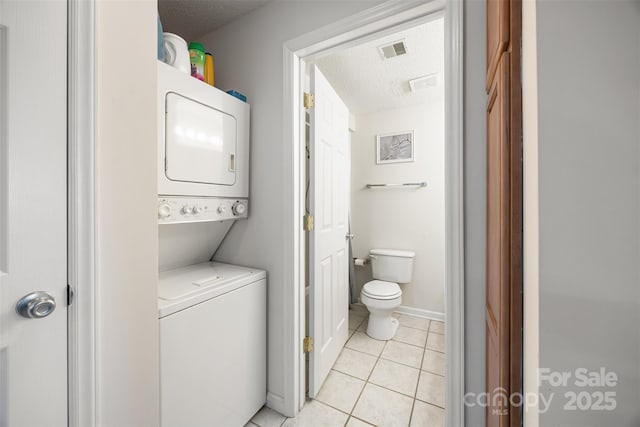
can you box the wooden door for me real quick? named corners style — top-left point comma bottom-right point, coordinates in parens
top-left (486, 0), bottom-right (522, 426)
top-left (486, 0), bottom-right (510, 89)
top-left (486, 54), bottom-right (511, 426)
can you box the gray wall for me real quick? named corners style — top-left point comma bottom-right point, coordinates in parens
top-left (463, 1), bottom-right (487, 425)
top-left (199, 0), bottom-right (490, 422)
top-left (198, 0), bottom-right (386, 408)
top-left (537, 1), bottom-right (640, 425)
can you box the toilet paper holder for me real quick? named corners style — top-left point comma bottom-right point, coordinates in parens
top-left (353, 257), bottom-right (369, 266)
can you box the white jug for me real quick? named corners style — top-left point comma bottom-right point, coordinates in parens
top-left (162, 33), bottom-right (190, 74)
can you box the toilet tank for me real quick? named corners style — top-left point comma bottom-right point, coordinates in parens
top-left (369, 249), bottom-right (416, 283)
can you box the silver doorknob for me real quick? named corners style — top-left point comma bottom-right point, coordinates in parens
top-left (346, 233), bottom-right (354, 240)
top-left (16, 291), bottom-right (57, 319)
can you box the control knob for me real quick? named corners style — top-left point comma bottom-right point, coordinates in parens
top-left (158, 203), bottom-right (171, 219)
top-left (181, 205), bottom-right (192, 215)
top-left (217, 205), bottom-right (227, 214)
top-left (232, 202), bottom-right (246, 216)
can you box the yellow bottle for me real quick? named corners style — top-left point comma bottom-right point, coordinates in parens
top-left (205, 53), bottom-right (214, 86)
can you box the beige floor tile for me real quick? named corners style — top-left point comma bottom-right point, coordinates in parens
top-left (369, 359), bottom-right (420, 397)
top-left (416, 371), bottom-right (445, 408)
top-left (393, 326), bottom-right (428, 347)
top-left (244, 423), bottom-right (259, 427)
top-left (352, 383), bottom-right (414, 427)
top-left (251, 406), bottom-right (286, 427)
top-left (333, 347), bottom-right (378, 380)
top-left (349, 311), bottom-right (366, 331)
top-left (410, 400), bottom-right (444, 427)
top-left (381, 340), bottom-right (424, 369)
top-left (422, 349), bottom-right (446, 376)
top-left (282, 400), bottom-right (348, 427)
top-left (346, 331), bottom-right (386, 356)
top-left (426, 332), bottom-right (445, 353)
top-left (316, 370), bottom-right (366, 414)
top-left (393, 313), bottom-right (430, 331)
top-left (346, 416), bottom-right (375, 426)
top-left (429, 320), bottom-right (445, 335)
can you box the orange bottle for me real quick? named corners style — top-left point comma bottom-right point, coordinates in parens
top-left (204, 52), bottom-right (214, 86)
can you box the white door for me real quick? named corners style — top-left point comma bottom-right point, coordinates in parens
top-left (308, 65), bottom-right (350, 397)
top-left (0, 1), bottom-right (68, 425)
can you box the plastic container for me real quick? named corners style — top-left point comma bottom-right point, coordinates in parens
top-left (204, 52), bottom-right (215, 86)
top-left (226, 90), bottom-right (247, 102)
top-left (188, 42), bottom-right (205, 81)
top-left (157, 15), bottom-right (165, 61)
top-left (163, 33), bottom-right (190, 74)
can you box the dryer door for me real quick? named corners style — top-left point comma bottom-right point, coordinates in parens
top-left (165, 92), bottom-right (237, 185)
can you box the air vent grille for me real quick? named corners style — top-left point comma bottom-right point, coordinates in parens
top-left (378, 40), bottom-right (408, 60)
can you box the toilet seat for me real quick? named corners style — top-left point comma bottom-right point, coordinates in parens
top-left (362, 280), bottom-right (402, 300)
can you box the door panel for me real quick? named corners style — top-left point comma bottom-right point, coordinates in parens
top-left (486, 0), bottom-right (509, 90)
top-left (0, 1), bottom-right (68, 425)
top-left (165, 93), bottom-right (237, 186)
top-left (309, 65), bottom-right (349, 397)
top-left (486, 53), bottom-right (510, 427)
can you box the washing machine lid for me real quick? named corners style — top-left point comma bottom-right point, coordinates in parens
top-left (159, 262), bottom-right (253, 301)
top-left (362, 280), bottom-right (401, 300)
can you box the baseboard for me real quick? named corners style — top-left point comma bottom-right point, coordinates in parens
top-left (395, 305), bottom-right (445, 322)
top-left (266, 391), bottom-right (286, 416)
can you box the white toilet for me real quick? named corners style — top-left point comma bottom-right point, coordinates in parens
top-left (360, 249), bottom-right (415, 340)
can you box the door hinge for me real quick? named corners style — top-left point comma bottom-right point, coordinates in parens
top-left (303, 214), bottom-right (314, 231)
top-left (67, 284), bottom-right (74, 306)
top-left (303, 92), bottom-right (315, 109)
top-left (303, 336), bottom-right (314, 353)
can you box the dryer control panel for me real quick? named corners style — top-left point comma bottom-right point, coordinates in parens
top-left (158, 197), bottom-right (248, 224)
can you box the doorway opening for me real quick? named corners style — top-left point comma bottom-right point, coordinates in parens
top-left (283, 1), bottom-right (464, 424)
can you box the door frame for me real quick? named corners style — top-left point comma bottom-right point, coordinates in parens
top-left (68, 0), bottom-right (96, 425)
top-left (282, 0), bottom-right (465, 424)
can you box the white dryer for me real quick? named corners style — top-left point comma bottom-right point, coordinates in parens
top-left (157, 61), bottom-right (250, 223)
top-left (159, 262), bottom-right (266, 427)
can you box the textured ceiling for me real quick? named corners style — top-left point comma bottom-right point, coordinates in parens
top-left (315, 18), bottom-right (444, 114)
top-left (158, 0), bottom-right (272, 42)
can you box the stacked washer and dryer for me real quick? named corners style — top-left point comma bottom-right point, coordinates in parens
top-left (156, 61), bottom-right (266, 427)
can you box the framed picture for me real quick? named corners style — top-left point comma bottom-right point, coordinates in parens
top-left (376, 131), bottom-right (414, 164)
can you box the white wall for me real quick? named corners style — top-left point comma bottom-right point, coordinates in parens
top-left (198, 0), bottom-right (384, 411)
top-left (95, 0), bottom-right (159, 425)
top-left (351, 103), bottom-right (445, 316)
top-left (534, 1), bottom-right (640, 425)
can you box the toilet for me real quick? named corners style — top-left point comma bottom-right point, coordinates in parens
top-left (360, 249), bottom-right (415, 340)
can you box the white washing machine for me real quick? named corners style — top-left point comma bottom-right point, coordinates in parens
top-left (158, 261), bottom-right (266, 427)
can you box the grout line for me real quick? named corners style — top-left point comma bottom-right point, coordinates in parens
top-left (346, 336), bottom-right (388, 425)
top-left (415, 396), bottom-right (445, 410)
top-left (408, 343), bottom-right (427, 427)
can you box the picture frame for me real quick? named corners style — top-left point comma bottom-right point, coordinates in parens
top-left (376, 130), bottom-right (414, 164)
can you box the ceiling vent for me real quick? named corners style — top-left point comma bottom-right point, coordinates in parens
top-left (378, 40), bottom-right (408, 60)
top-left (409, 74), bottom-right (439, 92)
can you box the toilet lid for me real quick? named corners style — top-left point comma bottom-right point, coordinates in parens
top-left (362, 280), bottom-right (401, 300)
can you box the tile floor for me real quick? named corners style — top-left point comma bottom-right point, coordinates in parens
top-left (247, 306), bottom-right (446, 427)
